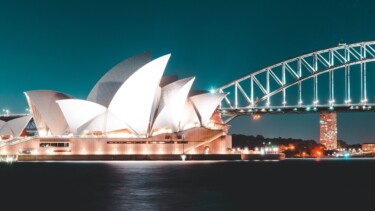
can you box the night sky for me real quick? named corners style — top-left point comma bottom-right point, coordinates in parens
top-left (1, 0), bottom-right (375, 144)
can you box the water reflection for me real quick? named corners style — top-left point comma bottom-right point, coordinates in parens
top-left (1, 160), bottom-right (375, 210)
top-left (106, 161), bottom-right (228, 210)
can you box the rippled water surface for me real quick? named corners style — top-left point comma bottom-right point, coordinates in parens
top-left (1, 159), bottom-right (375, 210)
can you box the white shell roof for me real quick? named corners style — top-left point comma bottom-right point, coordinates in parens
top-left (77, 111), bottom-right (107, 134)
top-left (0, 120), bottom-right (12, 136)
top-left (25, 53), bottom-right (228, 138)
top-left (180, 100), bottom-right (200, 130)
top-left (189, 93), bottom-right (227, 126)
top-left (25, 90), bottom-right (73, 136)
top-left (56, 99), bottom-right (107, 134)
top-left (150, 86), bottom-right (161, 127)
top-left (87, 52), bottom-right (152, 107)
top-left (108, 54), bottom-right (171, 135)
top-left (0, 115), bottom-right (32, 137)
top-left (77, 110), bottom-right (131, 134)
top-left (7, 115), bottom-right (33, 137)
top-left (57, 99), bottom-right (132, 135)
top-left (152, 77), bottom-right (195, 132)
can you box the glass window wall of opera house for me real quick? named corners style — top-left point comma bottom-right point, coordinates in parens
top-left (0, 53), bottom-right (232, 157)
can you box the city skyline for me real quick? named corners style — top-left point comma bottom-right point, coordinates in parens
top-left (1, 0), bottom-right (375, 144)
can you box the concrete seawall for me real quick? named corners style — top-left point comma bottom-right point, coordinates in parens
top-left (17, 154), bottom-right (282, 161)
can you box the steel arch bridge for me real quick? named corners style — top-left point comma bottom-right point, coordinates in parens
top-left (217, 41), bottom-right (375, 123)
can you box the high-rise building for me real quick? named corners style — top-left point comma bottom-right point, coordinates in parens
top-left (320, 111), bottom-right (337, 150)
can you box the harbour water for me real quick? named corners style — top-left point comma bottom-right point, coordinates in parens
top-left (1, 159), bottom-right (374, 210)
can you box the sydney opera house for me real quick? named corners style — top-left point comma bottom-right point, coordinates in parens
top-left (0, 53), bottom-right (231, 158)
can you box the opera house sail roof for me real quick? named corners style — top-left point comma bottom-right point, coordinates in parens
top-left (151, 77), bottom-right (195, 134)
top-left (190, 93), bottom-right (227, 126)
top-left (108, 54), bottom-right (171, 135)
top-left (0, 115), bottom-right (32, 137)
top-left (17, 53), bottom-right (226, 139)
top-left (87, 52), bottom-right (152, 107)
top-left (24, 90), bottom-right (73, 136)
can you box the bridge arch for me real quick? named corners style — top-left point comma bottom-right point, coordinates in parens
top-left (217, 41), bottom-right (375, 122)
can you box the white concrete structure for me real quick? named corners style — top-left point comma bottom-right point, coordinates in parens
top-left (0, 53), bottom-right (231, 157)
top-left (190, 93), bottom-right (227, 126)
top-left (0, 115), bottom-right (32, 137)
top-left (108, 54), bottom-right (171, 135)
top-left (87, 52), bottom-right (151, 107)
top-left (180, 100), bottom-right (201, 131)
top-left (53, 53), bottom-right (227, 139)
top-left (54, 54), bottom-right (226, 138)
top-left (57, 99), bottom-right (107, 134)
top-left (24, 90), bottom-right (73, 136)
top-left (152, 77), bottom-right (195, 134)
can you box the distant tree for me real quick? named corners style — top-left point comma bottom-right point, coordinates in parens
top-left (337, 140), bottom-right (348, 149)
top-left (255, 135), bottom-right (264, 141)
top-left (347, 144), bottom-right (362, 150)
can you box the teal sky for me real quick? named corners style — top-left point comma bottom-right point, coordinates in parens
top-left (1, 0), bottom-right (375, 143)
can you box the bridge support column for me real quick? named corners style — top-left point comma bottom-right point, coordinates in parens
top-left (320, 111), bottom-right (337, 150)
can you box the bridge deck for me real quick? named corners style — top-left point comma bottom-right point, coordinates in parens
top-left (220, 104), bottom-right (375, 116)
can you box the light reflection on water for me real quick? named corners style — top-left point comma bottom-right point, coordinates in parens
top-left (106, 161), bottom-right (229, 210)
top-left (1, 159), bottom-right (375, 210)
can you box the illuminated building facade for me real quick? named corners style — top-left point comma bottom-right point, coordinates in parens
top-left (319, 111), bottom-right (337, 150)
top-left (0, 53), bottom-right (232, 157)
top-left (361, 143), bottom-right (375, 152)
